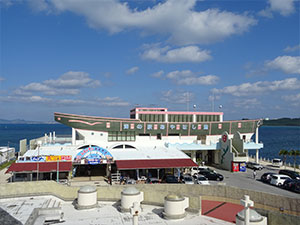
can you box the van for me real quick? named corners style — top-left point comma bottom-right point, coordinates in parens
top-left (272, 158), bottom-right (283, 167)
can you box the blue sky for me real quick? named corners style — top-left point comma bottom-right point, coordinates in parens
top-left (0, 0), bottom-right (299, 122)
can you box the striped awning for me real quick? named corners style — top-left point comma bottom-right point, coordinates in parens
top-left (6, 162), bottom-right (72, 173)
top-left (116, 158), bottom-right (197, 170)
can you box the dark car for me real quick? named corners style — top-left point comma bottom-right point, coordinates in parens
top-left (279, 170), bottom-right (300, 180)
top-left (199, 171), bottom-right (224, 181)
top-left (161, 175), bottom-right (179, 183)
top-left (146, 177), bottom-right (160, 184)
top-left (282, 178), bottom-right (294, 190)
top-left (260, 172), bottom-right (276, 183)
top-left (283, 179), bottom-right (300, 193)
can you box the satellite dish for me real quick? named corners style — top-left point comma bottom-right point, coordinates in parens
top-left (219, 105), bottom-right (223, 109)
top-left (193, 104), bottom-right (196, 108)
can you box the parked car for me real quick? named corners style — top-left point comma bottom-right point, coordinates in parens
top-left (270, 174), bottom-right (291, 186)
top-left (161, 175), bottom-right (179, 184)
top-left (246, 162), bottom-right (264, 170)
top-left (125, 178), bottom-right (136, 185)
top-left (194, 175), bottom-right (209, 185)
top-left (282, 178), bottom-right (294, 190)
top-left (272, 158), bottom-right (283, 167)
top-left (191, 166), bottom-right (214, 176)
top-left (181, 175), bottom-right (194, 184)
top-left (199, 171), bottom-right (224, 181)
top-left (282, 179), bottom-right (300, 193)
top-left (146, 177), bottom-right (160, 184)
top-left (291, 180), bottom-right (300, 193)
top-left (279, 169), bottom-right (300, 180)
top-left (260, 172), bottom-right (276, 183)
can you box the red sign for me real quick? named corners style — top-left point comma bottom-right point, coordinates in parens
top-left (222, 134), bottom-right (227, 143)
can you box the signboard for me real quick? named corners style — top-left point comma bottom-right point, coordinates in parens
top-left (239, 162), bottom-right (246, 172)
top-left (46, 155), bottom-right (72, 162)
top-left (74, 146), bottom-right (113, 164)
top-left (18, 155), bottom-right (72, 163)
top-left (232, 162), bottom-right (239, 172)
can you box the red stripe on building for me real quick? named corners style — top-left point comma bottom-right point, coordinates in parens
top-left (116, 158), bottom-right (197, 170)
top-left (6, 162), bottom-right (72, 173)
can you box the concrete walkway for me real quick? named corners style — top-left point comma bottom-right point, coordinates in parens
top-left (248, 156), bottom-right (300, 173)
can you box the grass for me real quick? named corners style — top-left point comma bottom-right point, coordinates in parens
top-left (0, 160), bottom-right (15, 171)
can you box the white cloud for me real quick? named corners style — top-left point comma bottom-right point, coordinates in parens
top-left (259, 0), bottom-right (295, 17)
top-left (212, 78), bottom-right (300, 97)
top-left (150, 70), bottom-right (164, 78)
top-left (166, 70), bottom-right (219, 85)
top-left (0, 94), bottom-right (130, 107)
top-left (0, 77), bottom-right (5, 82)
top-left (97, 97), bottom-right (130, 106)
top-left (16, 71), bottom-right (100, 96)
top-left (265, 56), bottom-right (300, 74)
top-left (142, 45), bottom-right (211, 63)
top-left (282, 93), bottom-right (300, 106)
top-left (233, 98), bottom-right (261, 109)
top-left (35, 0), bottom-right (257, 45)
top-left (284, 44), bottom-right (300, 52)
top-left (160, 90), bottom-right (195, 104)
top-left (126, 66), bottom-right (139, 75)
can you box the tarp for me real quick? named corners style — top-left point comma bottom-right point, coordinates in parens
top-left (6, 162), bottom-right (72, 173)
top-left (116, 158), bottom-right (197, 170)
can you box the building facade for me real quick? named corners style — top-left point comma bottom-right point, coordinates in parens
top-left (7, 107), bottom-right (263, 182)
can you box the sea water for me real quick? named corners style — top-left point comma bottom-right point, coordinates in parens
top-left (0, 124), bottom-right (299, 164)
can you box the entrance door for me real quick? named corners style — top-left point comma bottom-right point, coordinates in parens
top-left (207, 151), bottom-right (213, 164)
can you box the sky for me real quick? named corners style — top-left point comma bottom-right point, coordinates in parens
top-left (0, 0), bottom-right (299, 122)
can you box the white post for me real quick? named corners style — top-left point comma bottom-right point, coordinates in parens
top-left (240, 195), bottom-right (254, 225)
top-left (191, 151), bottom-right (196, 163)
top-left (130, 202), bottom-right (141, 225)
top-left (255, 126), bottom-right (259, 163)
top-left (72, 128), bottom-right (76, 145)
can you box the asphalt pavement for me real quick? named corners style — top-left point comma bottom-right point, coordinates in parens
top-left (209, 165), bottom-right (300, 199)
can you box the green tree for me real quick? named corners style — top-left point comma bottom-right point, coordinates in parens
top-left (289, 150), bottom-right (300, 171)
top-left (279, 149), bottom-right (289, 169)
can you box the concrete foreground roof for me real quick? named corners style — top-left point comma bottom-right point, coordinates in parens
top-left (0, 196), bottom-right (233, 225)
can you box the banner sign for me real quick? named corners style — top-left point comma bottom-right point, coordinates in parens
top-left (46, 155), bottom-right (72, 162)
top-left (17, 155), bottom-right (72, 163)
top-left (74, 146), bottom-right (113, 164)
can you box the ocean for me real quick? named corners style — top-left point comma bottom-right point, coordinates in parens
top-left (0, 124), bottom-right (299, 164)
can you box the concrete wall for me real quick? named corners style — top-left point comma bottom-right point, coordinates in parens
top-left (0, 181), bottom-right (299, 218)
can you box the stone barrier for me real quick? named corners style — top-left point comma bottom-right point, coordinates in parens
top-left (0, 181), bottom-right (299, 217)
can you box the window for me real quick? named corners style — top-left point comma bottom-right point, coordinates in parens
top-left (108, 131), bottom-right (136, 141)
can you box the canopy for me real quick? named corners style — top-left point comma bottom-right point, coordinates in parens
top-left (116, 158), bottom-right (197, 170)
top-left (6, 162), bottom-right (72, 173)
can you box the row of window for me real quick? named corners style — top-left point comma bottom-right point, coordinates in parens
top-left (168, 114), bottom-right (193, 122)
top-left (108, 131), bottom-right (136, 142)
top-left (196, 115), bottom-right (220, 122)
top-left (137, 114), bottom-right (220, 122)
top-left (139, 114), bottom-right (166, 122)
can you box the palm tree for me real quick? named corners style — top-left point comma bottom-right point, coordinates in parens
top-left (295, 150), bottom-right (300, 171)
top-left (289, 150), bottom-right (300, 171)
top-left (279, 149), bottom-right (289, 169)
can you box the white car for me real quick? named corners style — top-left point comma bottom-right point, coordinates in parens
top-left (194, 175), bottom-right (210, 185)
top-left (270, 174), bottom-right (291, 186)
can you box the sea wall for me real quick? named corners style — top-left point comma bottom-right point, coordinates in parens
top-left (0, 181), bottom-right (299, 218)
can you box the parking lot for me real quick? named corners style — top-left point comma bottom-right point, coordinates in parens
top-left (208, 165), bottom-right (300, 199)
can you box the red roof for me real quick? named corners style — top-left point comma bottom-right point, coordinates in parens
top-left (116, 158), bottom-right (197, 170)
top-left (6, 162), bottom-right (72, 173)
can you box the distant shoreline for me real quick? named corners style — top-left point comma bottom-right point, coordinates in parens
top-left (263, 118), bottom-right (300, 127)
